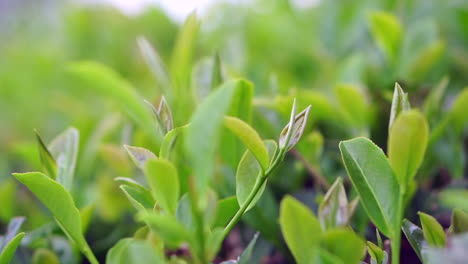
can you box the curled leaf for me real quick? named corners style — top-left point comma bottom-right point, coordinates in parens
top-left (389, 83), bottom-right (411, 130)
top-left (35, 130), bottom-right (57, 180)
top-left (279, 102), bottom-right (311, 151)
top-left (123, 145), bottom-right (157, 170)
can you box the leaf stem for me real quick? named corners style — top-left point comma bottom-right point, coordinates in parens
top-left (391, 191), bottom-right (405, 264)
top-left (222, 149), bottom-right (283, 239)
top-left (83, 245), bottom-right (99, 264)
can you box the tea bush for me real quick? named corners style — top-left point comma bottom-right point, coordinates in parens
top-left (1, 0), bottom-right (468, 263)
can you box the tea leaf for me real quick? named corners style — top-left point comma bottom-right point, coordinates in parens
top-left (368, 11), bottom-right (402, 61)
top-left (318, 178), bottom-right (349, 229)
top-left (12, 172), bottom-right (97, 262)
top-left (451, 209), bottom-right (468, 234)
top-left (124, 145), bottom-right (157, 170)
top-left (279, 103), bottom-right (311, 151)
top-left (334, 84), bottom-right (368, 130)
top-left (224, 116), bottom-right (269, 171)
top-left (419, 212), bottom-right (446, 247)
top-left (389, 83), bottom-right (411, 130)
top-left (49, 127), bottom-right (79, 190)
top-left (157, 97), bottom-right (174, 133)
top-left (321, 229), bottom-right (365, 264)
top-left (388, 110), bottom-right (428, 190)
top-left (236, 140), bottom-right (277, 211)
top-left (35, 130), bottom-right (57, 180)
top-left (115, 177), bottom-right (149, 193)
top-left (401, 219), bottom-right (425, 261)
top-left (211, 53), bottom-right (223, 90)
top-left (213, 196), bottom-right (239, 228)
top-left (137, 37), bottom-right (171, 97)
top-left (66, 61), bottom-right (160, 145)
top-left (238, 232), bottom-right (259, 264)
top-left (144, 159), bottom-right (179, 215)
top-left (279, 195), bottom-right (321, 264)
top-left (450, 86), bottom-right (468, 133)
top-left (367, 241), bottom-right (388, 264)
top-left (339, 137), bottom-right (400, 237)
top-left (32, 248), bottom-right (60, 264)
top-left (139, 212), bottom-right (190, 247)
top-left (107, 238), bottom-right (164, 264)
top-left (184, 79), bottom-right (248, 193)
top-left (0, 217), bottom-right (24, 253)
top-left (120, 185), bottom-right (155, 211)
top-left (0, 232), bottom-right (25, 264)
top-left (159, 125), bottom-right (187, 159)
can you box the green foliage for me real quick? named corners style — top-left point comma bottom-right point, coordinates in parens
top-left (144, 159), bottom-right (180, 215)
top-left (339, 137), bottom-right (400, 237)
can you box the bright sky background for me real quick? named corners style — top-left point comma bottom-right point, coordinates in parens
top-left (80, 0), bottom-right (221, 21)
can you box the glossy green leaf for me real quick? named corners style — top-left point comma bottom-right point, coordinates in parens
top-left (419, 212), bottom-right (446, 247)
top-left (279, 195), bottom-right (321, 264)
top-left (124, 145), bottom-right (157, 170)
top-left (137, 36), bottom-right (171, 97)
top-left (213, 196), bottom-right (239, 228)
top-left (389, 83), bottom-right (411, 130)
top-left (12, 172), bottom-right (98, 263)
top-left (368, 11), bottom-right (402, 61)
top-left (49, 127), bottom-right (79, 190)
top-left (388, 110), bottom-right (428, 190)
top-left (401, 219), bottom-right (425, 261)
top-left (0, 232), bottom-right (25, 264)
top-left (339, 137), bottom-right (400, 237)
top-left (224, 116), bottom-right (269, 171)
top-left (236, 140), bottom-right (277, 211)
top-left (139, 212), bottom-right (190, 247)
top-left (144, 159), bottom-right (179, 215)
top-left (321, 229), bottom-right (365, 264)
top-left (452, 209), bottom-right (468, 234)
top-left (184, 79), bottom-right (248, 193)
top-left (120, 185), bottom-right (155, 211)
top-left (66, 61), bottom-right (160, 145)
top-left (35, 130), bottom-right (57, 180)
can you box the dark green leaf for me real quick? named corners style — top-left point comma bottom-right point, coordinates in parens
top-left (339, 137), bottom-right (400, 237)
top-left (401, 219), bottom-right (425, 261)
top-left (213, 196), bottom-right (239, 228)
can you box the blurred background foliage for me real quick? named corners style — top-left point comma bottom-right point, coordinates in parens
top-left (1, 0), bottom-right (467, 263)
